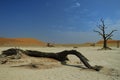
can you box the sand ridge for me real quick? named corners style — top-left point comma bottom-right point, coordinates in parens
top-left (0, 37), bottom-right (46, 46)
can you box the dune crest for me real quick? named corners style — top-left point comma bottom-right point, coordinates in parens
top-left (0, 37), bottom-right (46, 46)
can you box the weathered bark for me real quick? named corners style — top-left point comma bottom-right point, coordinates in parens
top-left (25, 50), bottom-right (93, 69)
top-left (25, 50), bottom-right (89, 61)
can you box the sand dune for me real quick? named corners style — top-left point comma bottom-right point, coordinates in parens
top-left (96, 40), bottom-right (120, 47)
top-left (0, 38), bottom-right (46, 47)
top-left (97, 40), bottom-right (120, 44)
top-left (0, 37), bottom-right (120, 47)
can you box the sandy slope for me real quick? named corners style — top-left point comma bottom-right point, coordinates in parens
top-left (0, 38), bottom-right (46, 46)
top-left (0, 47), bottom-right (120, 80)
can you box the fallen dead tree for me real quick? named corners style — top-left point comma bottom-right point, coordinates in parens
top-left (0, 48), bottom-right (102, 71)
top-left (25, 50), bottom-right (89, 61)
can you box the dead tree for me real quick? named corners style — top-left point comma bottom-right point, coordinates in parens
top-left (0, 48), bottom-right (102, 71)
top-left (94, 19), bottom-right (117, 50)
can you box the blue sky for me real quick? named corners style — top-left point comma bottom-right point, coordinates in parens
top-left (0, 0), bottom-right (120, 43)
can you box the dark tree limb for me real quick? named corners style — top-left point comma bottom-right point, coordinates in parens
top-left (106, 30), bottom-right (117, 39)
top-left (93, 30), bottom-right (103, 36)
top-left (25, 50), bottom-right (89, 62)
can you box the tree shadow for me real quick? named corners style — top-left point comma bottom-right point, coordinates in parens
top-left (11, 63), bottom-right (38, 68)
top-left (61, 61), bottom-right (87, 69)
top-left (61, 61), bottom-right (103, 71)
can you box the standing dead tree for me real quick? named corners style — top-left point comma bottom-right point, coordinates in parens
top-left (94, 19), bottom-right (117, 50)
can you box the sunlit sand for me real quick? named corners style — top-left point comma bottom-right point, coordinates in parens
top-left (0, 47), bottom-right (120, 80)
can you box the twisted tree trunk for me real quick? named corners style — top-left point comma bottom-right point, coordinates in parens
top-left (25, 50), bottom-right (93, 69)
top-left (0, 48), bottom-right (102, 71)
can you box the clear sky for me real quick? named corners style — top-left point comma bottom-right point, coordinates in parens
top-left (0, 0), bottom-right (120, 43)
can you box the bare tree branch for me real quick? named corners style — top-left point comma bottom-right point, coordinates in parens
top-left (93, 30), bottom-right (103, 36)
top-left (101, 19), bottom-right (105, 27)
top-left (106, 30), bottom-right (117, 38)
top-left (98, 26), bottom-right (104, 31)
top-left (106, 35), bottom-right (113, 40)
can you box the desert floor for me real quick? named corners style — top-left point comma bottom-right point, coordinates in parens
top-left (0, 47), bottom-right (120, 80)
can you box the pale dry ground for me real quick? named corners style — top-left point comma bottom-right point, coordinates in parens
top-left (0, 46), bottom-right (120, 80)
